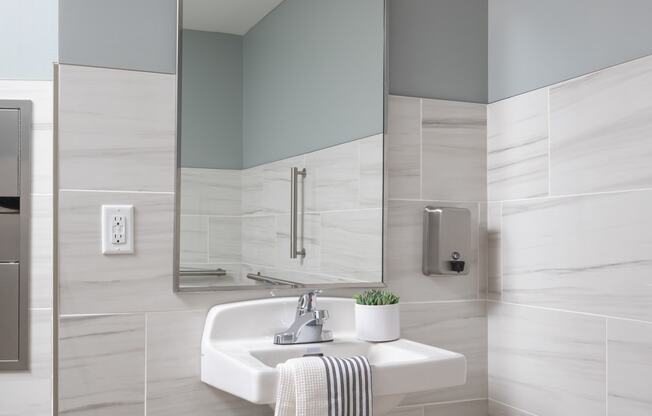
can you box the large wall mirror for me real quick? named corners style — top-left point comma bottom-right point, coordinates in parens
top-left (175, 0), bottom-right (386, 291)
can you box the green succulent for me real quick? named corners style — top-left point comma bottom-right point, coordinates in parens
top-left (354, 289), bottom-right (400, 305)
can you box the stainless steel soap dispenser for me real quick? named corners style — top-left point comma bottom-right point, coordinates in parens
top-left (422, 206), bottom-right (471, 276)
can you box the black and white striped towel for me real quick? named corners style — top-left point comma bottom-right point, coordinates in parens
top-left (320, 356), bottom-right (373, 416)
top-left (274, 356), bottom-right (373, 416)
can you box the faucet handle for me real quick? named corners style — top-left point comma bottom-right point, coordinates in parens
top-left (296, 290), bottom-right (322, 316)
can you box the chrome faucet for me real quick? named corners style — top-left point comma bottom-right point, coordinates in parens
top-left (274, 291), bottom-right (334, 345)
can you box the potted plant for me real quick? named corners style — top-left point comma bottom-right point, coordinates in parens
top-left (354, 289), bottom-right (400, 342)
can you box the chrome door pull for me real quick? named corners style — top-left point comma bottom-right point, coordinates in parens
top-left (290, 167), bottom-right (306, 258)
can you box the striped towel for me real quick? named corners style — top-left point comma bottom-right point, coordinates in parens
top-left (274, 356), bottom-right (373, 416)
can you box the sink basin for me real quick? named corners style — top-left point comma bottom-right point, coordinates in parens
top-left (201, 297), bottom-right (466, 415)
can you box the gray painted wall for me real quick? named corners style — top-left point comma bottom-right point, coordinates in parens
top-left (181, 30), bottom-right (242, 169)
top-left (0, 0), bottom-right (58, 80)
top-left (242, 0), bottom-right (384, 168)
top-left (388, 0), bottom-right (488, 103)
top-left (59, 0), bottom-right (177, 74)
top-left (489, 0), bottom-right (652, 102)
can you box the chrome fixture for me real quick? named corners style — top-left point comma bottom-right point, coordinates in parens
top-left (274, 290), bottom-right (333, 344)
top-left (422, 206), bottom-right (471, 276)
top-left (290, 167), bottom-right (306, 259)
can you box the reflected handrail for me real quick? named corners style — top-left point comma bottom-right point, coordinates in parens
top-left (180, 268), bottom-right (227, 277)
top-left (246, 272), bottom-right (305, 288)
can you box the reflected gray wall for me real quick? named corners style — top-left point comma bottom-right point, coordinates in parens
top-left (0, 0), bottom-right (58, 80)
top-left (388, 0), bottom-right (488, 103)
top-left (181, 30), bottom-right (242, 169)
top-left (242, 0), bottom-right (384, 168)
top-left (59, 0), bottom-right (177, 74)
top-left (489, 0), bottom-right (652, 102)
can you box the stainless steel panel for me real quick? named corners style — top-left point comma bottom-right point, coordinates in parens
top-left (0, 264), bottom-right (20, 362)
top-left (0, 213), bottom-right (20, 261)
top-left (422, 206), bottom-right (471, 276)
top-left (0, 109), bottom-right (20, 197)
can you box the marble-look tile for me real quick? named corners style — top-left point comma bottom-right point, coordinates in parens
top-left (607, 319), bottom-right (652, 416)
top-left (387, 95), bottom-right (421, 199)
top-left (487, 203), bottom-right (501, 300)
top-left (305, 140), bottom-right (360, 212)
top-left (488, 88), bottom-right (549, 201)
top-left (32, 128), bottom-right (53, 195)
top-left (488, 302), bottom-right (606, 416)
top-left (359, 133), bottom-right (384, 208)
top-left (147, 310), bottom-right (271, 416)
top-left (59, 314), bottom-right (145, 416)
top-left (180, 215), bottom-right (208, 264)
top-left (59, 190), bottom-right (189, 313)
top-left (58, 64), bottom-right (176, 192)
top-left (388, 406), bottom-right (424, 416)
top-left (31, 195), bottom-right (53, 308)
top-left (181, 168), bottom-right (241, 216)
top-left (550, 54), bottom-right (652, 195)
top-left (502, 190), bottom-right (652, 321)
top-left (241, 216), bottom-right (276, 267)
top-left (386, 200), bottom-right (479, 301)
top-left (421, 99), bottom-right (486, 202)
top-left (401, 301), bottom-right (487, 405)
top-left (488, 400), bottom-right (535, 416)
top-left (0, 309), bottom-right (52, 416)
top-left (275, 213), bottom-right (321, 272)
top-left (320, 208), bottom-right (382, 282)
top-left (424, 400), bottom-right (488, 416)
top-left (241, 166), bottom-right (264, 216)
top-left (209, 216), bottom-right (242, 264)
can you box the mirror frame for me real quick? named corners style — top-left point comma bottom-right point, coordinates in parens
top-left (173, 0), bottom-right (388, 292)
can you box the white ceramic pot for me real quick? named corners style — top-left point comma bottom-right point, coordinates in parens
top-left (355, 303), bottom-right (400, 342)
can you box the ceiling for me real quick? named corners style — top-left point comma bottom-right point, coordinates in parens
top-left (182, 0), bottom-right (285, 35)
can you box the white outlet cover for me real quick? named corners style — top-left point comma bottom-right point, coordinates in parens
top-left (101, 205), bottom-right (134, 255)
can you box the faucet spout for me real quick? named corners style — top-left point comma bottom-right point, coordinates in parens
top-left (274, 291), bottom-right (333, 344)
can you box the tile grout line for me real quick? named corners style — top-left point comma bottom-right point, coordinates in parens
top-left (488, 299), bottom-right (652, 325)
top-left (144, 312), bottom-right (148, 416)
top-left (605, 318), bottom-right (608, 416)
top-left (419, 98), bottom-right (423, 201)
top-left (489, 398), bottom-right (540, 416)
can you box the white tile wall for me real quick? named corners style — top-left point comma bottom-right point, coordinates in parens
top-left (387, 95), bottom-right (421, 199)
top-left (550, 54), bottom-right (652, 196)
top-left (59, 314), bottom-right (146, 416)
top-left (421, 99), bottom-right (486, 202)
top-left (56, 63), bottom-right (489, 416)
top-left (487, 55), bottom-right (652, 416)
top-left (487, 88), bottom-right (548, 201)
top-left (607, 319), bottom-right (652, 416)
top-left (58, 65), bottom-right (176, 192)
top-left (488, 303), bottom-right (606, 416)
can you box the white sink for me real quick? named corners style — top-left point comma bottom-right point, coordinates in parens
top-left (201, 297), bottom-right (466, 415)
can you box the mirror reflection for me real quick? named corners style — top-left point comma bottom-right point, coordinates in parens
top-left (177, 0), bottom-right (386, 290)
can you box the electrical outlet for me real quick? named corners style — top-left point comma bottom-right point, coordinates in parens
top-left (101, 205), bottom-right (134, 254)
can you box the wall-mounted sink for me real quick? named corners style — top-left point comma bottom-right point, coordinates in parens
top-left (201, 297), bottom-right (466, 415)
